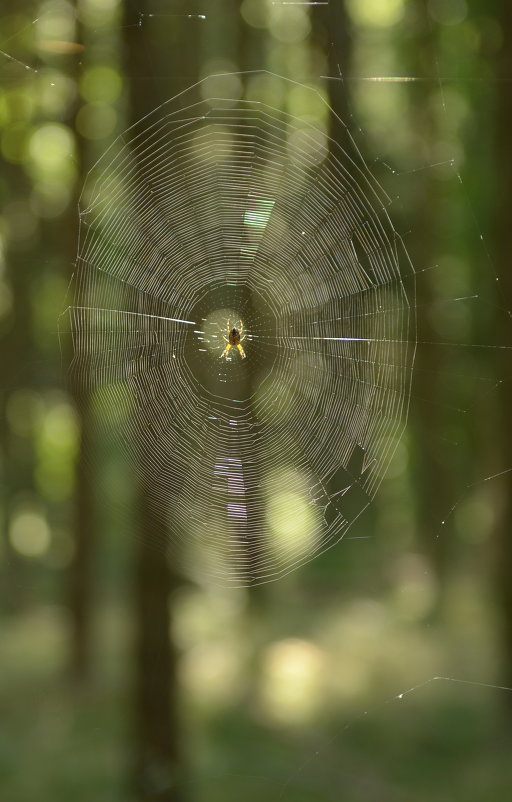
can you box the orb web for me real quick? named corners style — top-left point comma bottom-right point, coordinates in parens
top-left (62, 72), bottom-right (416, 587)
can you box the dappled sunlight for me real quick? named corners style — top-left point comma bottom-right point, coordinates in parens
top-left (346, 0), bottom-right (405, 28)
top-left (36, 0), bottom-right (76, 45)
top-left (319, 597), bottom-right (443, 704)
top-left (180, 639), bottom-right (247, 710)
top-left (9, 504), bottom-right (51, 557)
top-left (173, 586), bottom-right (248, 649)
top-left (200, 71), bottom-right (243, 107)
top-left (34, 396), bottom-right (79, 502)
top-left (259, 638), bottom-right (326, 725)
top-left (27, 123), bottom-right (75, 175)
top-left (175, 587), bottom-right (248, 710)
top-left (1, 1), bottom-right (510, 799)
top-left (268, 5), bottom-right (311, 45)
top-left (264, 467), bottom-right (320, 566)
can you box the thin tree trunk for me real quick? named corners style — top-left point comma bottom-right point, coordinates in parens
top-left (67, 9), bottom-right (97, 682)
top-left (69, 392), bottom-right (95, 680)
top-left (407, 6), bottom-right (454, 596)
top-left (133, 488), bottom-right (184, 800)
top-left (320, 0), bottom-right (351, 135)
top-left (124, 2), bottom-right (189, 797)
top-left (0, 166), bottom-right (35, 613)
top-left (494, 5), bottom-right (512, 694)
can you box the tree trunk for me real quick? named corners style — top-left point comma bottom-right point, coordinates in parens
top-left (133, 488), bottom-right (184, 800)
top-left (494, 4), bottom-right (512, 695)
top-left (124, 2), bottom-right (190, 797)
top-left (67, 8), bottom-right (97, 682)
top-left (406, 6), bottom-right (454, 597)
top-left (69, 392), bottom-right (95, 680)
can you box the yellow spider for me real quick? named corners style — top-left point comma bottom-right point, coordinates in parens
top-left (220, 319), bottom-right (247, 359)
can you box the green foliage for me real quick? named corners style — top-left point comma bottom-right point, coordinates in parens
top-left (0, 0), bottom-right (510, 799)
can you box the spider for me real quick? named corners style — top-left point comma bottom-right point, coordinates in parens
top-left (220, 319), bottom-right (247, 359)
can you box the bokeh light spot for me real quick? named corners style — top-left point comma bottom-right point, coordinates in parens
top-left (80, 66), bottom-right (123, 105)
top-left (9, 507), bottom-right (51, 558)
top-left (346, 0), bottom-right (405, 28)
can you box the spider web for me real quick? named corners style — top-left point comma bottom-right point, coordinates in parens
top-left (2, 5), bottom-right (512, 799)
top-left (60, 71), bottom-right (415, 587)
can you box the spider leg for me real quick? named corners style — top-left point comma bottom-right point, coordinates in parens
top-left (236, 343), bottom-right (246, 359)
top-left (220, 343), bottom-right (232, 359)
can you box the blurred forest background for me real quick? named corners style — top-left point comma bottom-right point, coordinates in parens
top-left (1, 0), bottom-right (512, 800)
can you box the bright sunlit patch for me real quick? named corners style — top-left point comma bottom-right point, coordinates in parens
top-left (346, 0), bottom-right (405, 28)
top-left (38, 401), bottom-right (79, 455)
top-left (35, 399), bottom-right (79, 502)
top-left (287, 125), bottom-right (327, 166)
top-left (353, 84), bottom-right (409, 157)
top-left (80, 0), bottom-right (121, 27)
top-left (269, 5), bottom-right (311, 43)
top-left (37, 0), bottom-right (76, 44)
top-left (200, 71), bottom-right (242, 108)
top-left (265, 468), bottom-right (319, 563)
top-left (286, 82), bottom-right (328, 126)
top-left (174, 587), bottom-right (247, 706)
top-left (27, 123), bottom-right (75, 176)
top-left (9, 507), bottom-right (51, 558)
top-left (80, 66), bottom-right (123, 105)
top-left (260, 638), bottom-right (326, 724)
top-left (173, 587), bottom-right (247, 648)
top-left (180, 639), bottom-right (245, 708)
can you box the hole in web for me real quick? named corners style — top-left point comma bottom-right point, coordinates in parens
top-left (60, 73), bottom-right (416, 587)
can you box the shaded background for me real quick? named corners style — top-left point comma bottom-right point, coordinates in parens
top-left (1, 0), bottom-right (512, 800)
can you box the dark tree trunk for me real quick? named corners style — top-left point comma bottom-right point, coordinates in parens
top-left (494, 4), bottom-right (512, 695)
top-left (124, 2), bottom-right (190, 797)
top-left (69, 393), bottom-right (95, 680)
top-left (407, 6), bottom-right (454, 596)
top-left (133, 489), bottom-right (184, 800)
top-left (0, 165), bottom-right (35, 613)
top-left (67, 10), bottom-right (97, 682)
top-left (320, 0), bottom-right (351, 135)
